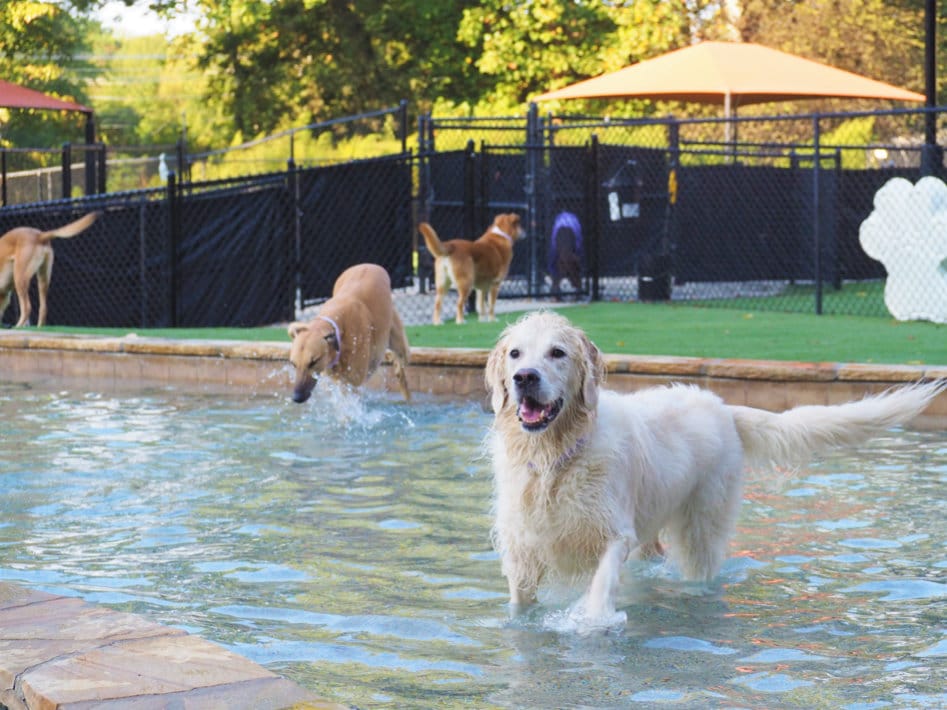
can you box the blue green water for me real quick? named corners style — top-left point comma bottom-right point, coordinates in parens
top-left (0, 382), bottom-right (944, 708)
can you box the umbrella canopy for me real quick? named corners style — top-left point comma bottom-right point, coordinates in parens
top-left (534, 41), bottom-right (924, 114)
top-left (0, 78), bottom-right (91, 113)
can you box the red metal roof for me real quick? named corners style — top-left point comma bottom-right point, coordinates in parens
top-left (0, 79), bottom-right (91, 113)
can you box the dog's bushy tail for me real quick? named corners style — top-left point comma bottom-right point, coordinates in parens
top-left (418, 222), bottom-right (451, 257)
top-left (40, 211), bottom-right (101, 242)
top-left (731, 380), bottom-right (944, 467)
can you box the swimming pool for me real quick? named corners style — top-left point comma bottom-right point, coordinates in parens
top-left (1, 382), bottom-right (944, 708)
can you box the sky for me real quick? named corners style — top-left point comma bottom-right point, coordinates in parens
top-left (96, 1), bottom-right (199, 37)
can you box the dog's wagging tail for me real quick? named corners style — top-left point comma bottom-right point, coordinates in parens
top-left (485, 310), bottom-right (944, 622)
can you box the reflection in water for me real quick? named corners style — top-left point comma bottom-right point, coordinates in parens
top-left (0, 382), bottom-right (945, 708)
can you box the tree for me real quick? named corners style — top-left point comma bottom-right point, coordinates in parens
top-left (737, 0), bottom-right (926, 97)
top-left (84, 31), bottom-right (228, 151)
top-left (456, 1), bottom-right (739, 112)
top-left (192, 0), bottom-right (480, 137)
top-left (456, 0), bottom-right (617, 108)
top-left (0, 1), bottom-right (95, 147)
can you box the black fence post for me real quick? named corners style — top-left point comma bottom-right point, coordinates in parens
top-left (588, 135), bottom-right (601, 302)
top-left (478, 140), bottom-right (489, 230)
top-left (167, 170), bottom-right (180, 327)
top-left (922, 0), bottom-right (941, 176)
top-left (97, 144), bottom-right (107, 194)
top-left (1, 150), bottom-right (6, 206)
top-left (526, 103), bottom-right (541, 295)
top-left (417, 112), bottom-right (433, 220)
top-left (176, 138), bottom-right (189, 184)
top-left (463, 139), bottom-right (477, 238)
top-left (462, 139), bottom-right (479, 315)
top-left (812, 115), bottom-right (823, 316)
top-left (662, 119), bottom-right (680, 296)
top-left (84, 114), bottom-right (97, 195)
top-left (415, 113), bottom-right (432, 294)
top-left (137, 198), bottom-right (148, 327)
top-left (61, 143), bottom-right (72, 199)
top-left (287, 158), bottom-right (300, 320)
top-left (399, 99), bottom-right (408, 154)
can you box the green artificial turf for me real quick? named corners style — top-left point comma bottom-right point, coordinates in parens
top-left (34, 302), bottom-right (946, 366)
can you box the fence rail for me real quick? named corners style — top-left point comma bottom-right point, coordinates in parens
top-left (2, 104), bottom-right (946, 328)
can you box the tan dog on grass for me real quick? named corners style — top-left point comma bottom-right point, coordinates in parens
top-left (418, 213), bottom-right (525, 325)
top-left (0, 211), bottom-right (101, 327)
top-left (288, 263), bottom-right (410, 403)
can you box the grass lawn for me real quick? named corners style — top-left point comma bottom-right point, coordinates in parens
top-left (689, 279), bottom-right (889, 317)
top-left (34, 302), bottom-right (946, 366)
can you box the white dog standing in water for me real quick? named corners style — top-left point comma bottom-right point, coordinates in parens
top-left (484, 311), bottom-right (943, 623)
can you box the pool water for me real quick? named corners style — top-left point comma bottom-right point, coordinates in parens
top-left (1, 382), bottom-right (945, 709)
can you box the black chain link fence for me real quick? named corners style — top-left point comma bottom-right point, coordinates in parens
top-left (3, 105), bottom-right (946, 328)
top-left (0, 154), bottom-right (414, 328)
top-left (420, 106), bottom-right (945, 321)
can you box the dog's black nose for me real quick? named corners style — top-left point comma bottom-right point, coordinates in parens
top-left (513, 368), bottom-right (540, 391)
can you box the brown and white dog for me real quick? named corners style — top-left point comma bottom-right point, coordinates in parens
top-left (418, 213), bottom-right (525, 325)
top-left (288, 263), bottom-right (410, 403)
top-left (0, 211), bottom-right (101, 327)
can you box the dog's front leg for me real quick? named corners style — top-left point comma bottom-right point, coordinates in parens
top-left (503, 552), bottom-right (542, 615)
top-left (508, 579), bottom-right (538, 614)
top-left (584, 535), bottom-right (632, 619)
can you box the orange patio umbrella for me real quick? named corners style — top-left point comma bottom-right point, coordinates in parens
top-left (534, 41), bottom-right (924, 130)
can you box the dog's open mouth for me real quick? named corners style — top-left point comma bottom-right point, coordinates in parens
top-left (517, 396), bottom-right (562, 431)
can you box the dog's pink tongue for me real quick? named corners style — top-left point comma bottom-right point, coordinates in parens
top-left (518, 401), bottom-right (547, 424)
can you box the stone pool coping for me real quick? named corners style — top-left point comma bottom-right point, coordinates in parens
top-left (1, 330), bottom-right (945, 709)
top-left (1, 330), bottom-right (945, 423)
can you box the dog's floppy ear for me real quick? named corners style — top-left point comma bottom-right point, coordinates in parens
top-left (485, 338), bottom-right (509, 414)
top-left (287, 322), bottom-right (308, 340)
top-left (578, 333), bottom-right (604, 411)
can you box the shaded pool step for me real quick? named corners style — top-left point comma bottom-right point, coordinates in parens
top-left (0, 582), bottom-right (343, 710)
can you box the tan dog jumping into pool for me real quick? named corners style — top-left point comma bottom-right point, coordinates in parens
top-left (0, 211), bottom-right (101, 327)
top-left (418, 213), bottom-right (525, 325)
top-left (288, 263), bottom-right (410, 403)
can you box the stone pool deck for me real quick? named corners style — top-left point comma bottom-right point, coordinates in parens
top-left (0, 583), bottom-right (338, 710)
top-left (0, 330), bottom-right (945, 709)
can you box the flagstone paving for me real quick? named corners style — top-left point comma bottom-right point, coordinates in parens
top-left (0, 583), bottom-right (341, 710)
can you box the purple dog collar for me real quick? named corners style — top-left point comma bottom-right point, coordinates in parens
top-left (314, 315), bottom-right (341, 369)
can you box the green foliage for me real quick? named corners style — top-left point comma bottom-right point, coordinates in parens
top-left (3, 1), bottom-right (939, 182)
top-left (86, 31), bottom-right (231, 152)
top-left (457, 0), bottom-right (617, 105)
top-left (0, 2), bottom-right (93, 150)
top-left (738, 0), bottom-right (927, 104)
top-left (822, 116), bottom-right (878, 169)
top-left (191, 0), bottom-right (479, 137)
top-left (187, 118), bottom-right (409, 181)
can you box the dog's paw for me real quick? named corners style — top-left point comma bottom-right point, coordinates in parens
top-left (545, 599), bottom-right (627, 634)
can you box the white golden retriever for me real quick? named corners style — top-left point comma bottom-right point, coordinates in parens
top-left (485, 311), bottom-right (943, 622)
